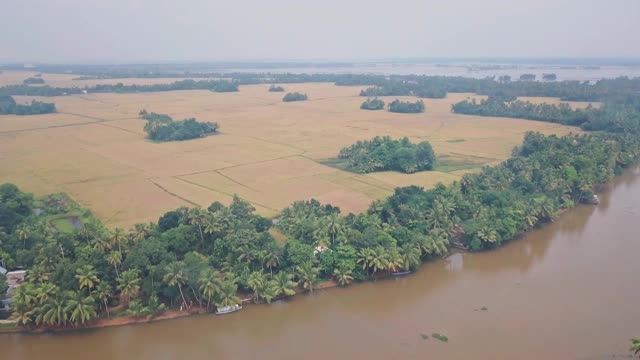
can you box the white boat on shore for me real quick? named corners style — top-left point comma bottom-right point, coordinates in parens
top-left (215, 304), bottom-right (242, 315)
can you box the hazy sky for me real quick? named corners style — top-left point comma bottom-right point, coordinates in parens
top-left (2, 0), bottom-right (639, 63)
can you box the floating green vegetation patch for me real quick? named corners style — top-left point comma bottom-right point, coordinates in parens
top-left (432, 333), bottom-right (449, 342)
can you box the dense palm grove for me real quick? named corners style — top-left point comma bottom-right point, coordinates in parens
top-left (388, 99), bottom-right (425, 113)
top-left (360, 98), bottom-right (385, 110)
top-left (282, 92), bottom-right (308, 102)
top-left (452, 95), bottom-right (640, 134)
top-left (0, 79), bottom-right (238, 97)
top-left (338, 136), bottom-right (436, 174)
top-left (22, 77), bottom-right (45, 85)
top-left (139, 110), bottom-right (218, 142)
top-left (0, 95), bottom-right (56, 115)
top-left (268, 85), bottom-right (285, 92)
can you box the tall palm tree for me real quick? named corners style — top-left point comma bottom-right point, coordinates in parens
top-left (16, 224), bottom-right (30, 248)
top-left (198, 268), bottom-right (222, 310)
top-left (262, 282), bottom-right (278, 304)
top-left (399, 244), bottom-right (421, 271)
top-left (92, 235), bottom-right (112, 252)
top-left (28, 264), bottom-right (50, 283)
top-left (34, 282), bottom-right (57, 305)
top-left (188, 208), bottom-right (208, 251)
top-left (93, 282), bottom-right (112, 318)
top-left (262, 248), bottom-right (280, 276)
top-left (75, 265), bottom-right (100, 291)
top-left (106, 250), bottom-right (122, 278)
top-left (38, 290), bottom-right (71, 327)
top-left (117, 269), bottom-right (141, 304)
top-left (295, 261), bottom-right (320, 293)
top-left (65, 291), bottom-right (97, 326)
top-left (326, 213), bottom-right (343, 246)
top-left (215, 281), bottom-right (241, 308)
top-left (385, 249), bottom-right (402, 274)
top-left (247, 271), bottom-right (267, 303)
top-left (357, 247), bottom-right (375, 273)
top-left (333, 264), bottom-right (354, 287)
top-left (110, 228), bottom-right (126, 254)
top-left (129, 223), bottom-right (153, 243)
top-left (163, 262), bottom-right (188, 308)
top-left (272, 271), bottom-right (297, 297)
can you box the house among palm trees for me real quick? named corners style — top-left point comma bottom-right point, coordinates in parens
top-left (314, 245), bottom-right (329, 255)
top-left (1, 269), bottom-right (26, 316)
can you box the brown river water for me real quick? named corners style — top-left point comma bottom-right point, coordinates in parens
top-left (2, 169), bottom-right (640, 360)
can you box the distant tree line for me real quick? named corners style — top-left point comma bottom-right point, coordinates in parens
top-left (0, 95), bottom-right (56, 115)
top-left (451, 96), bottom-right (640, 134)
top-left (268, 85), bottom-right (285, 92)
top-left (389, 99), bottom-right (425, 113)
top-left (360, 98), bottom-right (385, 110)
top-left (139, 110), bottom-right (218, 142)
top-left (282, 92), bottom-right (308, 102)
top-left (338, 136), bottom-right (436, 173)
top-left (0, 79), bottom-right (239, 97)
top-left (23, 77), bottom-right (45, 85)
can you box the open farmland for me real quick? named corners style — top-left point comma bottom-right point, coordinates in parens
top-left (0, 78), bottom-right (584, 228)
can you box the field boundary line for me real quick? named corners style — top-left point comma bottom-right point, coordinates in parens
top-left (148, 178), bottom-right (199, 207)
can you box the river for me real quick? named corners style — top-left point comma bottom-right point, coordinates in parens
top-left (2, 169), bottom-right (640, 359)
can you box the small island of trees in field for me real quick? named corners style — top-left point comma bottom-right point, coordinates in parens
top-left (360, 98), bottom-right (385, 110)
top-left (139, 110), bottom-right (218, 142)
top-left (23, 77), bottom-right (45, 85)
top-left (337, 136), bottom-right (436, 174)
top-left (268, 85), bottom-right (285, 92)
top-left (282, 92), bottom-right (308, 102)
top-left (388, 99), bottom-right (425, 113)
top-left (0, 95), bottom-right (56, 115)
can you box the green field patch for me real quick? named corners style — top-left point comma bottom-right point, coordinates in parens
top-left (446, 138), bottom-right (466, 143)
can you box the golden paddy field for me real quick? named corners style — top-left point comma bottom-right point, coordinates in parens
top-left (0, 74), bottom-right (586, 228)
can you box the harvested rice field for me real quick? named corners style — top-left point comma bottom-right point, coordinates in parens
top-left (0, 74), bottom-right (585, 228)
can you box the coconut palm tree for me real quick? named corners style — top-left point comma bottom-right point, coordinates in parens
top-left (326, 213), bottom-right (343, 246)
top-left (28, 264), bottom-right (50, 283)
top-left (92, 235), bottom-right (112, 252)
top-left (198, 268), bottom-right (222, 310)
top-left (65, 291), bottom-right (97, 326)
top-left (272, 271), bottom-right (297, 297)
top-left (333, 264), bottom-right (354, 286)
top-left (399, 244), bottom-right (421, 271)
top-left (15, 224), bottom-right (30, 248)
top-left (262, 282), bottom-right (279, 304)
top-left (295, 261), bottom-right (320, 293)
top-left (188, 208), bottom-right (208, 251)
top-left (359, 247), bottom-right (388, 275)
top-left (93, 282), bottom-right (112, 318)
top-left (215, 281), bottom-right (241, 308)
top-left (247, 270), bottom-right (267, 303)
top-left (75, 265), bottom-right (100, 291)
top-left (34, 282), bottom-right (57, 305)
top-left (163, 262), bottom-right (188, 308)
top-left (106, 250), bottom-right (122, 278)
top-left (110, 228), bottom-right (126, 254)
top-left (117, 269), bottom-right (141, 304)
top-left (357, 247), bottom-right (375, 273)
top-left (385, 249), bottom-right (403, 274)
top-left (129, 223), bottom-right (153, 243)
top-left (38, 290), bottom-right (71, 327)
top-left (262, 248), bottom-right (280, 275)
